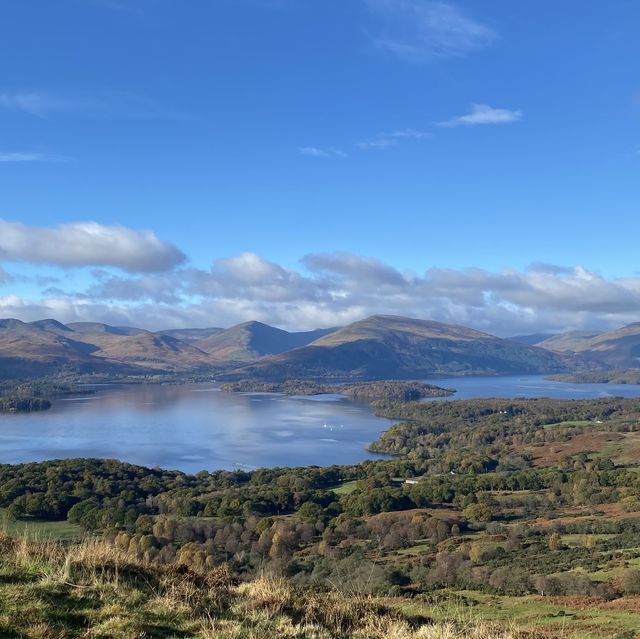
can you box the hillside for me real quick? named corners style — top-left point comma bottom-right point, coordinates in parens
top-left (66, 322), bottom-right (148, 336)
top-left (574, 323), bottom-right (640, 368)
top-left (508, 333), bottom-right (557, 346)
top-left (539, 323), bottom-right (640, 368)
top-left (536, 330), bottom-right (602, 353)
top-left (0, 319), bottom-right (217, 376)
top-left (0, 534), bottom-right (514, 639)
top-left (194, 320), bottom-right (336, 363)
top-left (67, 330), bottom-right (215, 372)
top-left (0, 319), bottom-right (129, 378)
top-left (155, 326), bottom-right (224, 344)
top-left (225, 315), bottom-right (573, 380)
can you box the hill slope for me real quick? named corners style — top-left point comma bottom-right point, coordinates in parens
top-left (225, 315), bottom-right (573, 380)
top-left (537, 330), bottom-right (602, 353)
top-left (195, 321), bottom-right (336, 363)
top-left (155, 326), bottom-right (223, 344)
top-left (551, 323), bottom-right (640, 368)
top-left (66, 329), bottom-right (214, 372)
top-left (0, 319), bottom-right (215, 377)
top-left (0, 319), bottom-right (131, 377)
top-left (508, 333), bottom-right (557, 346)
top-left (0, 533), bottom-right (516, 639)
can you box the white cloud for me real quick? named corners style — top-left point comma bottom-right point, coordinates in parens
top-left (7, 251), bottom-right (640, 335)
top-left (0, 91), bottom-right (184, 119)
top-left (0, 152), bottom-right (47, 163)
top-left (438, 104), bottom-right (522, 127)
top-left (299, 147), bottom-right (347, 158)
top-left (365, 0), bottom-right (497, 62)
top-left (0, 92), bottom-right (76, 118)
top-left (0, 219), bottom-right (185, 273)
top-left (358, 128), bottom-right (430, 150)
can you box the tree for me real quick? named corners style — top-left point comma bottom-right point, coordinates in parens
top-left (463, 502), bottom-right (493, 523)
top-left (621, 569), bottom-right (640, 595)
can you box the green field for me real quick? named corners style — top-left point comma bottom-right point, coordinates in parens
top-left (396, 591), bottom-right (640, 639)
top-left (329, 479), bottom-right (360, 495)
top-left (542, 420), bottom-right (595, 429)
top-left (0, 512), bottom-right (83, 542)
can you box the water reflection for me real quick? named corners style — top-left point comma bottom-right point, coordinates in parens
top-left (0, 383), bottom-right (393, 473)
top-left (3, 376), bottom-right (640, 473)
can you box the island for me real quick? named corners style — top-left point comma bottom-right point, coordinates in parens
top-left (548, 369), bottom-right (640, 384)
top-left (220, 379), bottom-right (455, 400)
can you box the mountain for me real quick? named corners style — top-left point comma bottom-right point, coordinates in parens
top-left (66, 322), bottom-right (148, 336)
top-left (536, 330), bottom-right (603, 353)
top-left (155, 327), bottom-right (223, 344)
top-left (509, 333), bottom-right (557, 346)
top-left (540, 323), bottom-right (640, 368)
top-left (64, 329), bottom-right (214, 372)
top-left (223, 315), bottom-right (573, 381)
top-left (0, 319), bottom-right (126, 377)
top-left (0, 319), bottom-right (216, 377)
top-left (194, 321), bottom-right (337, 363)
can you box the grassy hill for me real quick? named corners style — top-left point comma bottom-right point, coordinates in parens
top-left (539, 323), bottom-right (640, 369)
top-left (226, 315), bottom-right (573, 380)
top-left (194, 321), bottom-right (336, 363)
top-left (507, 333), bottom-right (557, 346)
top-left (66, 330), bottom-right (214, 372)
top-left (155, 327), bottom-right (224, 344)
top-left (0, 319), bottom-right (130, 378)
top-left (0, 533), bottom-right (516, 639)
top-left (0, 319), bottom-right (215, 377)
top-left (0, 315), bottom-right (589, 381)
top-left (536, 330), bottom-right (603, 353)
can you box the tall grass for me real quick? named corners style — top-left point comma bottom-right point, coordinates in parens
top-left (0, 531), bottom-right (527, 638)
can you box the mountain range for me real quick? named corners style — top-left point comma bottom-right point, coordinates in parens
top-left (0, 314), bottom-right (579, 380)
top-left (514, 323), bottom-right (640, 369)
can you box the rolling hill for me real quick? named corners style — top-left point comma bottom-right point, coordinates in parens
top-left (0, 318), bottom-right (338, 378)
top-left (508, 333), bottom-right (557, 346)
top-left (536, 330), bottom-right (603, 353)
top-left (155, 327), bottom-right (223, 344)
top-left (540, 323), bottom-right (640, 368)
top-left (223, 315), bottom-right (574, 381)
top-left (0, 315), bottom-right (594, 380)
top-left (194, 321), bottom-right (336, 363)
top-left (64, 329), bottom-right (214, 372)
top-left (0, 319), bottom-right (129, 377)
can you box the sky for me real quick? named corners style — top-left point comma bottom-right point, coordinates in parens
top-left (0, 0), bottom-right (639, 335)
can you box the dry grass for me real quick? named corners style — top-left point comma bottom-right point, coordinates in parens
top-left (0, 531), bottom-right (531, 638)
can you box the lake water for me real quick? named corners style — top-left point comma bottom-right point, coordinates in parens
top-left (423, 374), bottom-right (640, 401)
top-left (2, 376), bottom-right (640, 473)
top-left (0, 384), bottom-right (394, 473)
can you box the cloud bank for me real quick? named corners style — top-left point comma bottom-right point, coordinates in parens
top-left (3, 244), bottom-right (640, 335)
top-left (0, 220), bottom-right (185, 272)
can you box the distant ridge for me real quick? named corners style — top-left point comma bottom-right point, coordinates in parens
top-left (509, 333), bottom-right (557, 346)
top-left (537, 323), bottom-right (640, 368)
top-left (194, 321), bottom-right (336, 363)
top-left (0, 314), bottom-right (614, 380)
top-left (222, 315), bottom-right (573, 381)
top-left (536, 330), bottom-right (603, 352)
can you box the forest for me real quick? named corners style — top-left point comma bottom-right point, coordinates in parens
top-left (4, 395), bottom-right (640, 635)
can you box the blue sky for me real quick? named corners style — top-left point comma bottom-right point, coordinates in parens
top-left (1, 0), bottom-right (639, 334)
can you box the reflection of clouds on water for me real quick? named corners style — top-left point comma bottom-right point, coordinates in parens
top-left (290, 394), bottom-right (344, 402)
top-left (0, 382), bottom-right (396, 472)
